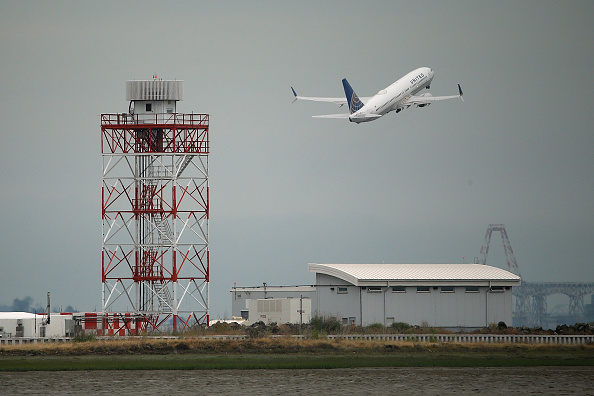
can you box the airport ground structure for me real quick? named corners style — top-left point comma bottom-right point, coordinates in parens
top-left (232, 263), bottom-right (520, 329)
top-left (101, 79), bottom-right (210, 333)
top-left (0, 312), bottom-right (74, 339)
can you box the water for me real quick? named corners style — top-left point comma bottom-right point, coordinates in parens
top-left (1, 367), bottom-right (593, 395)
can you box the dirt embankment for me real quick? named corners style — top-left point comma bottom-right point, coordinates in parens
top-left (1, 337), bottom-right (593, 357)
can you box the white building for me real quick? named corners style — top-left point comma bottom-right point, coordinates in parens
top-left (231, 263), bottom-right (521, 329)
top-left (231, 285), bottom-right (316, 321)
top-left (0, 312), bottom-right (74, 338)
top-left (245, 298), bottom-right (311, 326)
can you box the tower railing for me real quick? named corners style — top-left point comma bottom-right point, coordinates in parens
top-left (101, 113), bottom-right (209, 154)
top-left (101, 113), bottom-right (209, 126)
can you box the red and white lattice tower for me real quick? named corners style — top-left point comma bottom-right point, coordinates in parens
top-left (101, 79), bottom-right (209, 333)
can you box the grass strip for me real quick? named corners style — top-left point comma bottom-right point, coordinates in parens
top-left (1, 351), bottom-right (593, 371)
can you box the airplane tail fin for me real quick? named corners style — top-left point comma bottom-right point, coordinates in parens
top-left (342, 79), bottom-right (364, 114)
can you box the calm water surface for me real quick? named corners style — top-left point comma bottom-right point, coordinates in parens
top-left (1, 367), bottom-right (593, 395)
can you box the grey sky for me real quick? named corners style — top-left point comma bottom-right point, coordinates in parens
top-left (0, 1), bottom-right (592, 317)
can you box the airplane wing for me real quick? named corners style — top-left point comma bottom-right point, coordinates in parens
top-left (403, 84), bottom-right (464, 106)
top-left (291, 87), bottom-right (372, 105)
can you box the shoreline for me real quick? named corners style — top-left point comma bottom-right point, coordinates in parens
top-left (1, 337), bottom-right (593, 371)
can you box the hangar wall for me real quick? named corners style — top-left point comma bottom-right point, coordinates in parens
top-left (315, 273), bottom-right (513, 327)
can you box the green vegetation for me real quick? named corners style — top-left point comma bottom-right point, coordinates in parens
top-left (390, 322), bottom-right (412, 332)
top-left (73, 334), bottom-right (97, 343)
top-left (152, 318), bottom-right (594, 338)
top-left (1, 351), bottom-right (593, 371)
top-left (178, 317), bottom-right (451, 338)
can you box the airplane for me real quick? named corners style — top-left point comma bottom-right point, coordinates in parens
top-left (291, 67), bottom-right (463, 123)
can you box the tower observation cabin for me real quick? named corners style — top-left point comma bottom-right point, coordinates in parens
top-left (101, 78), bottom-right (209, 334)
top-left (127, 79), bottom-right (182, 116)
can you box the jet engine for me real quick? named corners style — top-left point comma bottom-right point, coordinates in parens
top-left (416, 93), bottom-right (432, 107)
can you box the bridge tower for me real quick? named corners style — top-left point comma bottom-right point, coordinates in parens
top-left (479, 224), bottom-right (529, 324)
top-left (101, 78), bottom-right (209, 333)
top-left (479, 224), bottom-right (521, 276)
top-left (531, 294), bottom-right (547, 327)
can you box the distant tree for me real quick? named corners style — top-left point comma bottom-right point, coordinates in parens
top-left (0, 296), bottom-right (50, 313)
top-left (12, 296), bottom-right (34, 311)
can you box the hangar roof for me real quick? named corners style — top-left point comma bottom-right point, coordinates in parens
top-left (308, 263), bottom-right (521, 287)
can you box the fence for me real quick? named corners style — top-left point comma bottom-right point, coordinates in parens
top-left (2, 333), bottom-right (593, 345)
top-left (325, 333), bottom-right (594, 344)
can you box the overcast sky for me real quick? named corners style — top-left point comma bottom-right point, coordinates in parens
top-left (1, 1), bottom-right (593, 317)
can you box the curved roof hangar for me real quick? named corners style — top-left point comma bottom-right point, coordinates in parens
top-left (308, 263), bottom-right (521, 287)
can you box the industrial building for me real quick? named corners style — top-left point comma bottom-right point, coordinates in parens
top-left (243, 298), bottom-right (311, 326)
top-left (232, 263), bottom-right (521, 328)
top-left (0, 312), bottom-right (74, 338)
top-left (232, 285), bottom-right (316, 322)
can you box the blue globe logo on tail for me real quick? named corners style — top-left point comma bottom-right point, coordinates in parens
top-left (342, 79), bottom-right (364, 114)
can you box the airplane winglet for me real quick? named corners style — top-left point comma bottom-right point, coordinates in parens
top-left (291, 87), bottom-right (298, 103)
top-left (458, 84), bottom-right (464, 102)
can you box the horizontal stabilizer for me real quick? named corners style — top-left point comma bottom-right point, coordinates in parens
top-left (291, 87), bottom-right (348, 105)
top-left (355, 114), bottom-right (382, 119)
top-left (312, 113), bottom-right (351, 119)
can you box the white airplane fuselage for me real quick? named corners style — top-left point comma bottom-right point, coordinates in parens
top-left (349, 67), bottom-right (434, 123)
top-left (291, 66), bottom-right (461, 123)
